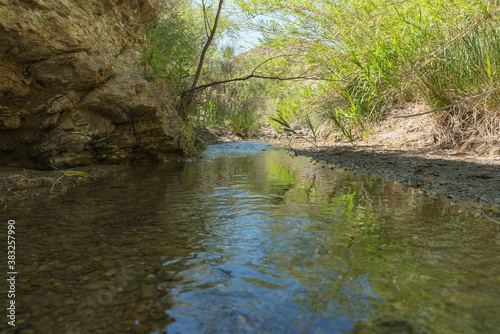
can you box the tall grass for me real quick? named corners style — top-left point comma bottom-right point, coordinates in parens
top-left (229, 106), bottom-right (260, 136)
top-left (326, 1), bottom-right (500, 142)
top-left (239, 0), bottom-right (500, 144)
top-left (416, 23), bottom-right (500, 144)
top-left (179, 123), bottom-right (205, 157)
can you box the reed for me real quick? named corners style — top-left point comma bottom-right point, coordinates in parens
top-left (238, 0), bottom-right (500, 143)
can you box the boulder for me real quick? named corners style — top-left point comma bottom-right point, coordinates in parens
top-left (0, 0), bottom-right (183, 168)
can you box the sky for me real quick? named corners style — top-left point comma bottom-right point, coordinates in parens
top-left (193, 0), bottom-right (264, 54)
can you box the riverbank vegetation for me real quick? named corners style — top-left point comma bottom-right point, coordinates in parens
top-left (140, 0), bottom-right (500, 152)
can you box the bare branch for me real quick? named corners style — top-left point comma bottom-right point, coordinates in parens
top-left (182, 49), bottom-right (348, 95)
top-left (201, 0), bottom-right (211, 38)
top-left (185, 73), bottom-right (337, 94)
top-left (192, 0), bottom-right (224, 91)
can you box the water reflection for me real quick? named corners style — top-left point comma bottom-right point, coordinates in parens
top-left (3, 142), bottom-right (499, 334)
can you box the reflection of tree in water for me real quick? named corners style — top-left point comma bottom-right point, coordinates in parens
top-left (246, 157), bottom-right (499, 333)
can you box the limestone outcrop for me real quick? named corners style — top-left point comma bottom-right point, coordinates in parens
top-left (0, 0), bottom-right (183, 168)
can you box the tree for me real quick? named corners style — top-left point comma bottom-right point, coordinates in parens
top-left (176, 0), bottom-right (326, 120)
top-left (178, 0), bottom-right (225, 119)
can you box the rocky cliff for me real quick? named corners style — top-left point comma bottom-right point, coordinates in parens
top-left (0, 0), bottom-right (183, 169)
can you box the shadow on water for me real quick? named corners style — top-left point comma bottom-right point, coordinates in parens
top-left (2, 142), bottom-right (499, 333)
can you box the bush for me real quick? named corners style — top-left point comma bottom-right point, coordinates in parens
top-left (139, 0), bottom-right (205, 103)
top-left (237, 0), bottom-right (500, 143)
top-left (190, 86), bottom-right (261, 136)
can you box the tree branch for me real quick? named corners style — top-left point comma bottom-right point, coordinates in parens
top-left (201, 0), bottom-right (211, 38)
top-left (178, 0), bottom-right (224, 118)
top-left (191, 0), bottom-right (224, 92)
top-left (182, 50), bottom-right (343, 95)
top-left (184, 73), bottom-right (335, 94)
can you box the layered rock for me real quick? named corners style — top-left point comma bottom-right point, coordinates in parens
top-left (0, 0), bottom-right (183, 168)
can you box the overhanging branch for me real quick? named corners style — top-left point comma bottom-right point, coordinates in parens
top-left (184, 74), bottom-right (331, 94)
top-left (183, 52), bottom-right (341, 95)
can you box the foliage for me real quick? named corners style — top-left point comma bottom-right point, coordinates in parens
top-left (270, 107), bottom-right (328, 147)
top-left (191, 87), bottom-right (226, 128)
top-left (204, 49), bottom-right (322, 136)
top-left (325, 109), bottom-right (355, 145)
top-left (139, 0), bottom-right (263, 137)
top-left (235, 0), bottom-right (500, 142)
top-left (139, 0), bottom-right (500, 145)
top-left (190, 86), bottom-right (260, 136)
top-left (269, 108), bottom-right (295, 134)
top-left (229, 105), bottom-right (260, 136)
top-left (139, 0), bottom-right (236, 104)
top-left (139, 0), bottom-right (205, 103)
top-left (179, 123), bottom-right (204, 157)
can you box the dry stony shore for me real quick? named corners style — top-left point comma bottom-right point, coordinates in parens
top-left (295, 142), bottom-right (497, 200)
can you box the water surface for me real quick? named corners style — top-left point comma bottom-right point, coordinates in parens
top-left (2, 142), bottom-right (499, 334)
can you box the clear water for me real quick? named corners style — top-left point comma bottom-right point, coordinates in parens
top-left (2, 142), bottom-right (499, 334)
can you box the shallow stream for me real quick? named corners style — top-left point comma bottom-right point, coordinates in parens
top-left (2, 142), bottom-right (499, 333)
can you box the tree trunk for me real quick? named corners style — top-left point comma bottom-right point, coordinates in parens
top-left (177, 0), bottom-right (224, 119)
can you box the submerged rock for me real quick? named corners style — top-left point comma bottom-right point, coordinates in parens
top-left (178, 264), bottom-right (233, 286)
top-left (0, 0), bottom-right (183, 169)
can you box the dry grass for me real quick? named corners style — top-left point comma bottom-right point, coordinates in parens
top-left (359, 102), bottom-right (500, 158)
top-left (431, 102), bottom-right (500, 150)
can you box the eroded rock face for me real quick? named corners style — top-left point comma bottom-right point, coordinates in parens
top-left (0, 0), bottom-right (183, 168)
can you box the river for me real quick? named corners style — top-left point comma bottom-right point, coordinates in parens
top-left (2, 142), bottom-right (499, 333)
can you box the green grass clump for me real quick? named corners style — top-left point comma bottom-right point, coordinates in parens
top-left (416, 23), bottom-right (500, 143)
top-left (179, 124), bottom-right (205, 157)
